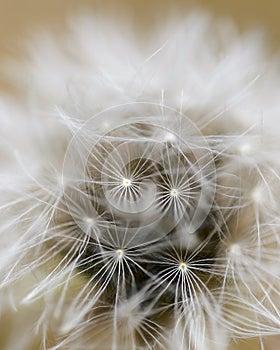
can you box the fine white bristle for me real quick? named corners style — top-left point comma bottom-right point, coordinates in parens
top-left (0, 11), bottom-right (280, 350)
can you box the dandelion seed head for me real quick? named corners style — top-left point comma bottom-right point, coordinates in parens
top-left (83, 217), bottom-right (95, 226)
top-left (251, 186), bottom-right (263, 203)
top-left (102, 121), bottom-right (111, 130)
top-left (164, 132), bottom-right (177, 143)
top-left (116, 249), bottom-right (124, 259)
top-left (239, 142), bottom-right (252, 156)
top-left (170, 188), bottom-right (180, 198)
top-left (121, 178), bottom-right (132, 188)
top-left (179, 262), bottom-right (187, 272)
top-left (228, 243), bottom-right (241, 256)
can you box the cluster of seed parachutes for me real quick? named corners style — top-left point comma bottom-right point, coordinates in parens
top-left (52, 104), bottom-right (229, 345)
top-left (51, 103), bottom-right (279, 348)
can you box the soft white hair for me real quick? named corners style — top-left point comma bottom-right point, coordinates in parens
top-left (0, 11), bottom-right (280, 350)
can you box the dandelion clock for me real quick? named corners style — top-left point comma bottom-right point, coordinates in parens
top-left (0, 11), bottom-right (280, 350)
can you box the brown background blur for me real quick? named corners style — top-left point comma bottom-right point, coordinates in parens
top-left (1, 0), bottom-right (280, 53)
top-left (0, 1), bottom-right (279, 349)
top-left (0, 0), bottom-right (279, 63)
top-left (1, 0), bottom-right (280, 92)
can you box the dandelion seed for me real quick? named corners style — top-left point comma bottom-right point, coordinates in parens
top-left (170, 188), bottom-right (180, 198)
top-left (84, 217), bottom-right (95, 226)
top-left (164, 132), bottom-right (177, 143)
top-left (251, 186), bottom-right (263, 203)
top-left (179, 262), bottom-right (187, 272)
top-left (116, 249), bottom-right (124, 259)
top-left (228, 243), bottom-right (241, 256)
top-left (122, 178), bottom-right (132, 188)
top-left (239, 143), bottom-right (252, 156)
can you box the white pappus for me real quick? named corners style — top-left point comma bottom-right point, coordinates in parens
top-left (0, 11), bottom-right (280, 350)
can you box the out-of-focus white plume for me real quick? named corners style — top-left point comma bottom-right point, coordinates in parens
top-left (0, 11), bottom-right (280, 350)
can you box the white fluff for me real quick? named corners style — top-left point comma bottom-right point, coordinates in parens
top-left (0, 12), bottom-right (280, 350)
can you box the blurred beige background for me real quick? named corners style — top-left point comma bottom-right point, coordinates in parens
top-left (1, 0), bottom-right (280, 92)
top-left (0, 1), bottom-right (279, 349)
top-left (1, 0), bottom-right (280, 90)
top-left (1, 0), bottom-right (280, 51)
